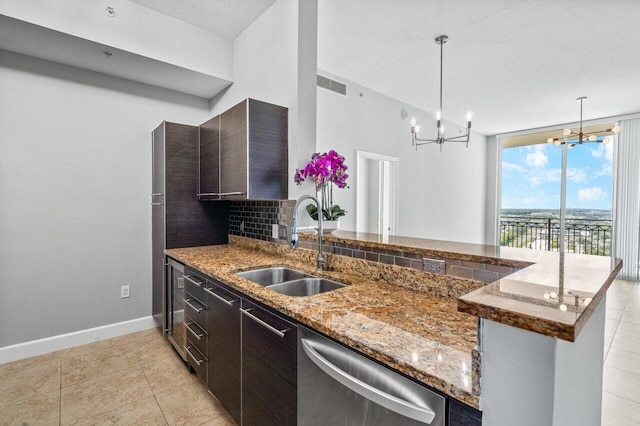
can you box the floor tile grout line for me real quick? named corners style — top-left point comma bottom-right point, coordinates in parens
top-left (138, 356), bottom-right (170, 425)
top-left (603, 389), bottom-right (640, 407)
top-left (604, 363), bottom-right (640, 379)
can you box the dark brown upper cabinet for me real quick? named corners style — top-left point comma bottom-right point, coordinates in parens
top-left (198, 99), bottom-right (288, 201)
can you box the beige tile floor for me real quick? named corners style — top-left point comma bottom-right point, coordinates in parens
top-left (603, 278), bottom-right (640, 425)
top-left (1, 279), bottom-right (638, 425)
top-left (0, 327), bottom-right (236, 425)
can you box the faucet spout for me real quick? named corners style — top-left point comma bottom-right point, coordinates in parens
top-left (291, 194), bottom-right (325, 271)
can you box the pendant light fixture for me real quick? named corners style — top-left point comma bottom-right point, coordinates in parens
top-left (547, 97), bottom-right (621, 148)
top-left (410, 35), bottom-right (472, 151)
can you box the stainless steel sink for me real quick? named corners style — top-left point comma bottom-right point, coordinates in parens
top-left (266, 278), bottom-right (346, 297)
top-left (236, 267), bottom-right (346, 297)
top-left (236, 267), bottom-right (311, 286)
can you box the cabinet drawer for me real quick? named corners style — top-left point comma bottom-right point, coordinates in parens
top-left (185, 343), bottom-right (207, 383)
top-left (184, 273), bottom-right (207, 302)
top-left (185, 315), bottom-right (207, 356)
top-left (184, 293), bottom-right (207, 327)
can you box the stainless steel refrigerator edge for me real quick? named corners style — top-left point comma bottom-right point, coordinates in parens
top-left (151, 121), bottom-right (229, 361)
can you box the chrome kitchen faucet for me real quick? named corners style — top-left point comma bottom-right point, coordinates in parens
top-left (291, 195), bottom-right (325, 272)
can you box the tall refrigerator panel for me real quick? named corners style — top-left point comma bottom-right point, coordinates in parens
top-left (151, 121), bottom-right (229, 361)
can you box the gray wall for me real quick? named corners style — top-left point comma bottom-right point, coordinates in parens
top-left (0, 51), bottom-right (213, 347)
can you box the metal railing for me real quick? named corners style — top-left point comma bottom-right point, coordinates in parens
top-left (500, 216), bottom-right (612, 256)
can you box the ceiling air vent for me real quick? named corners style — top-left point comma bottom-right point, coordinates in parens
top-left (317, 74), bottom-right (347, 96)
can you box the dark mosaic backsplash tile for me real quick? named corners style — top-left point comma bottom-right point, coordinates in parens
top-left (231, 200), bottom-right (514, 283)
top-left (229, 200), bottom-right (294, 242)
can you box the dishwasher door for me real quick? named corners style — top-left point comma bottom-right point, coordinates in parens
top-left (298, 326), bottom-right (445, 426)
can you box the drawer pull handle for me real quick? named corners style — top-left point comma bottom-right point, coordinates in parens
top-left (204, 287), bottom-right (237, 307)
top-left (185, 322), bottom-right (206, 340)
top-left (184, 298), bottom-right (205, 313)
top-left (184, 275), bottom-right (204, 287)
top-left (240, 308), bottom-right (287, 338)
top-left (185, 345), bottom-right (206, 365)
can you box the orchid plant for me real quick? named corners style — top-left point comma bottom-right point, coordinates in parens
top-left (294, 150), bottom-right (349, 221)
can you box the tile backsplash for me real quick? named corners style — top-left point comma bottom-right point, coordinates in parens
top-left (229, 200), bottom-right (294, 242)
top-left (229, 199), bottom-right (514, 283)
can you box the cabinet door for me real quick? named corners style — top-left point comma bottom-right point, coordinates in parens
top-left (241, 299), bottom-right (297, 426)
top-left (205, 281), bottom-right (241, 424)
top-left (219, 100), bottom-right (248, 200)
top-left (199, 116), bottom-right (220, 198)
top-left (247, 99), bottom-right (288, 199)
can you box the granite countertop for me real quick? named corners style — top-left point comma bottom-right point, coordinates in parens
top-left (165, 236), bottom-right (480, 408)
top-left (318, 231), bottom-right (623, 342)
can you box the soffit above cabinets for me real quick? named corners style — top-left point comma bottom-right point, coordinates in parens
top-left (0, 15), bottom-right (233, 99)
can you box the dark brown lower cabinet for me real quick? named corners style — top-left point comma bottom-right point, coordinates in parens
top-left (205, 280), bottom-right (241, 424)
top-left (241, 299), bottom-right (297, 426)
top-left (449, 397), bottom-right (483, 426)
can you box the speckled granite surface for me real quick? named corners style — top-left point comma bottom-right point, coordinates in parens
top-left (315, 231), bottom-right (622, 342)
top-left (166, 236), bottom-right (481, 407)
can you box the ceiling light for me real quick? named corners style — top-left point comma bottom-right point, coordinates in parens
top-left (550, 97), bottom-right (621, 148)
top-left (410, 35), bottom-right (471, 151)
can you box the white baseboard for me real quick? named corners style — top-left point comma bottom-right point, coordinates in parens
top-left (0, 316), bottom-right (157, 365)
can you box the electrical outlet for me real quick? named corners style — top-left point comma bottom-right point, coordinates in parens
top-left (177, 277), bottom-right (184, 289)
top-left (422, 258), bottom-right (446, 275)
top-left (121, 285), bottom-right (130, 298)
top-left (272, 224), bottom-right (279, 239)
top-left (279, 225), bottom-right (288, 239)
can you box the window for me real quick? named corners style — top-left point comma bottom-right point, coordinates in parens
top-left (499, 131), bottom-right (613, 255)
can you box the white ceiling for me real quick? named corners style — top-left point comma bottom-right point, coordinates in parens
top-left (128, 0), bottom-right (276, 40)
top-left (131, 0), bottom-right (640, 136)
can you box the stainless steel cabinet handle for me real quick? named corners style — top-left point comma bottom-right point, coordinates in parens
top-left (204, 287), bottom-right (237, 307)
top-left (185, 322), bottom-right (206, 340)
top-left (240, 308), bottom-right (287, 338)
top-left (184, 298), bottom-right (205, 312)
top-left (197, 192), bottom-right (245, 197)
top-left (151, 193), bottom-right (163, 196)
top-left (185, 345), bottom-right (206, 365)
top-left (301, 338), bottom-right (437, 424)
top-left (184, 275), bottom-right (204, 287)
top-left (151, 202), bottom-right (164, 206)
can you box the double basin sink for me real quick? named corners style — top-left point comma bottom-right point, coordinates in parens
top-left (236, 267), bottom-right (345, 297)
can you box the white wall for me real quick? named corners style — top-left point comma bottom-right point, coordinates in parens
top-left (316, 71), bottom-right (488, 244)
top-left (0, 51), bottom-right (213, 347)
top-left (209, 0), bottom-right (318, 200)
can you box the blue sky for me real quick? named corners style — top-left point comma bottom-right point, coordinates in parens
top-left (502, 141), bottom-right (613, 210)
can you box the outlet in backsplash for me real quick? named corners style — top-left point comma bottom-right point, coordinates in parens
top-left (229, 200), bottom-right (295, 242)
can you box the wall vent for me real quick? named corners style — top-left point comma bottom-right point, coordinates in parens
top-left (317, 74), bottom-right (347, 96)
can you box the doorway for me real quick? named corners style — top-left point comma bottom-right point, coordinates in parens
top-left (356, 151), bottom-right (399, 235)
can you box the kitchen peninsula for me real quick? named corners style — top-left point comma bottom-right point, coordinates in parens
top-left (166, 230), bottom-right (620, 426)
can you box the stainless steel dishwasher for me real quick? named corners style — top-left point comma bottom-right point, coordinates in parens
top-left (298, 326), bottom-right (445, 425)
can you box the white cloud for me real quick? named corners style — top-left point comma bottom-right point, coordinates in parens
top-left (591, 144), bottom-right (605, 159)
top-left (590, 143), bottom-right (613, 162)
top-left (595, 163), bottom-right (612, 176)
top-left (525, 145), bottom-right (548, 167)
top-left (567, 167), bottom-right (589, 183)
top-left (502, 161), bottom-right (524, 172)
top-left (525, 168), bottom-right (560, 185)
top-left (578, 186), bottom-right (606, 202)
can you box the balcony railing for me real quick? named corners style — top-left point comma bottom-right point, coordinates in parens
top-left (500, 216), bottom-right (612, 256)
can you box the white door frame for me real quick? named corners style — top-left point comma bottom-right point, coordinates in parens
top-left (356, 151), bottom-right (399, 235)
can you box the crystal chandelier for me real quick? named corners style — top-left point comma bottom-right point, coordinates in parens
top-left (410, 35), bottom-right (472, 151)
top-left (547, 97), bottom-right (621, 148)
